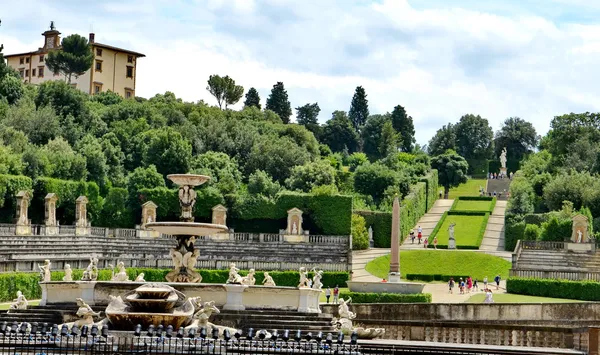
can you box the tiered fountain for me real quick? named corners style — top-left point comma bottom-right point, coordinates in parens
top-left (145, 174), bottom-right (229, 283)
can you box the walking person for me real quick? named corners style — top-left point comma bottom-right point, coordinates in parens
top-left (448, 277), bottom-right (455, 294)
top-left (467, 277), bottom-right (472, 294)
top-left (473, 278), bottom-right (479, 291)
top-left (410, 230), bottom-right (415, 244)
top-left (333, 285), bottom-right (339, 304)
top-left (423, 238), bottom-right (428, 249)
top-left (325, 287), bottom-right (331, 303)
top-left (433, 237), bottom-right (438, 250)
top-left (483, 276), bottom-right (488, 290)
top-left (484, 289), bottom-right (494, 303)
top-left (417, 226), bottom-right (423, 244)
top-left (494, 275), bottom-right (501, 290)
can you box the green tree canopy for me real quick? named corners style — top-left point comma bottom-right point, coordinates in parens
top-left (494, 117), bottom-right (539, 162)
top-left (206, 74), bottom-right (244, 109)
top-left (391, 105), bottom-right (415, 152)
top-left (362, 114), bottom-right (391, 160)
top-left (295, 102), bottom-right (320, 126)
top-left (140, 127), bottom-right (192, 177)
top-left (266, 82), bottom-right (292, 123)
top-left (321, 111), bottom-right (360, 153)
top-left (247, 170), bottom-right (281, 197)
top-left (285, 159), bottom-right (336, 192)
top-left (427, 123), bottom-right (456, 156)
top-left (190, 151), bottom-right (242, 194)
top-left (379, 120), bottom-right (399, 158)
top-left (431, 150), bottom-right (469, 198)
top-left (46, 34), bottom-right (94, 83)
top-left (455, 114), bottom-right (494, 160)
top-left (243, 87), bottom-right (261, 109)
top-left (349, 86), bottom-right (369, 131)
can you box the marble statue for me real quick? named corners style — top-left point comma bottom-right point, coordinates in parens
top-left (146, 216), bottom-right (152, 224)
top-left (185, 297), bottom-right (238, 334)
top-left (227, 263), bottom-right (243, 284)
top-left (368, 226), bottom-right (373, 242)
top-left (241, 268), bottom-right (256, 285)
top-left (262, 272), bottom-right (276, 286)
top-left (312, 268), bottom-right (323, 290)
top-left (63, 264), bottom-right (73, 281)
top-left (135, 273), bottom-right (145, 282)
top-left (298, 267), bottom-right (309, 288)
top-left (332, 297), bottom-right (384, 339)
top-left (59, 298), bottom-right (103, 330)
top-left (448, 223), bottom-right (457, 250)
top-left (110, 262), bottom-right (130, 282)
top-left (8, 291), bottom-right (28, 312)
top-left (500, 147), bottom-right (507, 169)
top-left (292, 222), bottom-right (298, 234)
top-left (178, 185), bottom-right (197, 221)
top-left (81, 258), bottom-right (99, 281)
top-left (184, 249), bottom-right (202, 283)
top-left (38, 259), bottom-right (51, 282)
top-left (166, 248), bottom-right (202, 283)
top-left (578, 229), bottom-right (583, 243)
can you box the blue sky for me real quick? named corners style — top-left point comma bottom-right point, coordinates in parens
top-left (2, 0), bottom-right (600, 145)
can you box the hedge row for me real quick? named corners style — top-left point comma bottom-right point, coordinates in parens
top-left (504, 214), bottom-right (526, 252)
top-left (0, 174), bottom-right (33, 223)
top-left (450, 196), bottom-right (497, 213)
top-left (406, 274), bottom-right (471, 282)
top-left (338, 291), bottom-right (432, 303)
top-left (506, 277), bottom-right (600, 301)
top-left (428, 211), bottom-right (489, 249)
top-left (138, 189), bottom-right (352, 235)
top-left (421, 170), bottom-right (439, 212)
top-left (0, 269), bottom-right (350, 303)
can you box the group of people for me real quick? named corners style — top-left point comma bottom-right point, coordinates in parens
top-left (448, 275), bottom-right (502, 300)
top-left (488, 171), bottom-right (513, 180)
top-left (324, 285), bottom-right (340, 304)
top-left (479, 186), bottom-right (510, 199)
top-left (409, 226), bottom-right (439, 249)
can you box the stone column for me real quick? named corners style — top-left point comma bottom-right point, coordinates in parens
top-left (15, 190), bottom-right (32, 236)
top-left (211, 204), bottom-right (229, 240)
top-left (44, 193), bottom-right (59, 236)
top-left (388, 196), bottom-right (401, 282)
top-left (75, 196), bottom-right (90, 236)
top-left (284, 207), bottom-right (306, 243)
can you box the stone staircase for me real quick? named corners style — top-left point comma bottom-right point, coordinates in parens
top-left (0, 306), bottom-right (64, 326)
top-left (479, 200), bottom-right (511, 261)
top-left (486, 178), bottom-right (511, 200)
top-left (515, 249), bottom-right (600, 272)
top-left (401, 199), bottom-right (453, 250)
top-left (212, 310), bottom-right (337, 334)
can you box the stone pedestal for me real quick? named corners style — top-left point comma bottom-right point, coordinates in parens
top-left (40, 281), bottom-right (96, 306)
top-left (223, 284), bottom-right (247, 311)
top-left (45, 193), bottom-right (59, 236)
top-left (212, 204), bottom-right (227, 226)
top-left (500, 167), bottom-right (507, 177)
top-left (138, 229), bottom-right (160, 238)
top-left (283, 234), bottom-right (309, 243)
top-left (75, 196), bottom-right (89, 236)
top-left (388, 272), bottom-right (401, 283)
top-left (298, 287), bottom-right (321, 313)
top-left (571, 214), bottom-right (589, 243)
top-left (15, 191), bottom-right (32, 236)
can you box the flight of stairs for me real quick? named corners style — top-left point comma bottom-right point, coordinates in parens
top-left (212, 310), bottom-right (337, 334)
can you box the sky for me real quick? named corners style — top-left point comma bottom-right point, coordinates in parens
top-left (2, 0), bottom-right (600, 145)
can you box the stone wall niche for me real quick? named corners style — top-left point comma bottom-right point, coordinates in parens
top-left (75, 196), bottom-right (90, 236)
top-left (571, 214), bottom-right (589, 243)
top-left (15, 190), bottom-right (32, 236)
top-left (211, 204), bottom-right (229, 240)
top-left (139, 201), bottom-right (159, 238)
top-left (284, 208), bottom-right (308, 243)
top-left (44, 193), bottom-right (59, 236)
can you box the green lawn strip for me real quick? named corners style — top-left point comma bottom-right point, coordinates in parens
top-left (428, 212), bottom-right (488, 249)
top-left (466, 293), bottom-right (585, 303)
top-left (365, 250), bottom-right (510, 281)
top-left (0, 299), bottom-right (40, 311)
top-left (452, 200), bottom-right (493, 212)
top-left (445, 179), bottom-right (487, 199)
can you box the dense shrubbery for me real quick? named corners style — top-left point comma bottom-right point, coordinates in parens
top-left (351, 214), bottom-right (369, 250)
top-left (507, 277), bottom-right (600, 301)
top-left (0, 269), bottom-right (350, 302)
top-left (338, 291), bottom-right (432, 303)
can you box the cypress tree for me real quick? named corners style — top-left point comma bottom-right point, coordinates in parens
top-left (266, 82), bottom-right (292, 123)
top-left (391, 105), bottom-right (415, 152)
top-left (244, 87), bottom-right (261, 109)
top-left (349, 86), bottom-right (369, 131)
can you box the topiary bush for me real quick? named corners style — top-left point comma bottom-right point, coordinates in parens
top-left (504, 214), bottom-right (525, 252)
top-left (351, 214), bottom-right (369, 250)
top-left (523, 224), bottom-right (541, 241)
top-left (507, 277), bottom-right (600, 301)
top-left (338, 291), bottom-right (431, 303)
top-left (540, 216), bottom-right (571, 241)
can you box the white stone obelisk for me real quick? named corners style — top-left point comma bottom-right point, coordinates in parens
top-left (388, 196), bottom-right (401, 283)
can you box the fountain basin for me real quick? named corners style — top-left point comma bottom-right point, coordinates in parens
top-left (126, 292), bottom-right (179, 312)
top-left (107, 299), bottom-right (194, 329)
top-left (135, 285), bottom-right (173, 299)
top-left (145, 222), bottom-right (228, 236)
top-left (167, 174), bottom-right (210, 186)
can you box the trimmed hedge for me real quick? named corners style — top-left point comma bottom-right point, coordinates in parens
top-left (0, 269), bottom-right (350, 302)
top-left (428, 211), bottom-right (489, 249)
top-left (450, 196), bottom-right (496, 213)
top-left (421, 170), bottom-right (439, 211)
top-left (504, 214), bottom-right (525, 252)
top-left (0, 174), bottom-right (33, 223)
top-left (138, 189), bottom-right (352, 235)
top-left (507, 277), bottom-right (600, 301)
top-left (338, 291), bottom-right (431, 303)
top-left (357, 210), bottom-right (392, 248)
top-left (406, 274), bottom-right (471, 282)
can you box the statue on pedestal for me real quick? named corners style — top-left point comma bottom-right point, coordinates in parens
top-left (110, 262), bottom-right (130, 282)
top-left (262, 272), bottom-right (276, 286)
top-left (448, 223), bottom-right (457, 250)
top-left (226, 263), bottom-right (243, 284)
top-left (241, 269), bottom-right (256, 285)
top-left (298, 267), bottom-right (309, 288)
top-left (500, 147), bottom-right (507, 169)
top-left (81, 258), bottom-right (99, 281)
top-left (312, 268), bottom-right (323, 290)
top-left (63, 264), bottom-right (73, 281)
top-left (38, 260), bottom-right (51, 282)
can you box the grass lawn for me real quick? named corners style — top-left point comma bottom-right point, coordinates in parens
top-left (365, 250), bottom-right (510, 281)
top-left (0, 300), bottom-right (39, 311)
top-left (445, 179), bottom-right (486, 199)
top-left (466, 293), bottom-right (585, 303)
top-left (429, 214), bottom-right (487, 248)
top-left (452, 200), bottom-right (493, 212)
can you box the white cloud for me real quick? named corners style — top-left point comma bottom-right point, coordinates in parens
top-left (2, 0), bottom-right (600, 145)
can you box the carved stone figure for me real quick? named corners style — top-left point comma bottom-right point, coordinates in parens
top-left (331, 297), bottom-right (385, 339)
top-left (500, 147), bottom-right (507, 169)
top-left (578, 229), bottom-right (583, 243)
top-left (227, 263), bottom-right (243, 284)
top-left (135, 273), bottom-right (145, 282)
top-left (448, 223), bottom-right (457, 250)
top-left (178, 185), bottom-right (197, 221)
top-left (110, 262), bottom-right (130, 282)
top-left (140, 201), bottom-right (157, 229)
top-left (312, 269), bottom-right (324, 290)
top-left (292, 222), bottom-right (298, 235)
top-left (38, 259), bottom-right (51, 282)
top-left (8, 291), bottom-right (27, 312)
top-left (262, 272), bottom-right (276, 287)
top-left (81, 258), bottom-right (99, 281)
top-left (298, 267), bottom-right (309, 288)
top-left (73, 298), bottom-right (101, 327)
top-left (63, 264), bottom-right (73, 281)
top-left (241, 269), bottom-right (256, 285)
top-left (185, 298), bottom-right (238, 334)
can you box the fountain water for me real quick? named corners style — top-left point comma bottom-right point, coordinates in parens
top-left (145, 174), bottom-right (228, 283)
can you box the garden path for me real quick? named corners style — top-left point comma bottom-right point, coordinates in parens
top-left (351, 248), bottom-right (390, 282)
top-left (400, 199), bottom-right (453, 250)
top-left (479, 200), bottom-right (511, 261)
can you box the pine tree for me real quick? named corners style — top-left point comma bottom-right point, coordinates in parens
top-left (391, 105), bottom-right (415, 152)
top-left (244, 87), bottom-right (261, 109)
top-left (349, 86), bottom-right (369, 131)
top-left (295, 103), bottom-right (320, 126)
top-left (266, 82), bottom-right (292, 123)
top-left (379, 120), bottom-right (398, 157)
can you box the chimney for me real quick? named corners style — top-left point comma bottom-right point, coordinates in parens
top-left (89, 33), bottom-right (95, 44)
